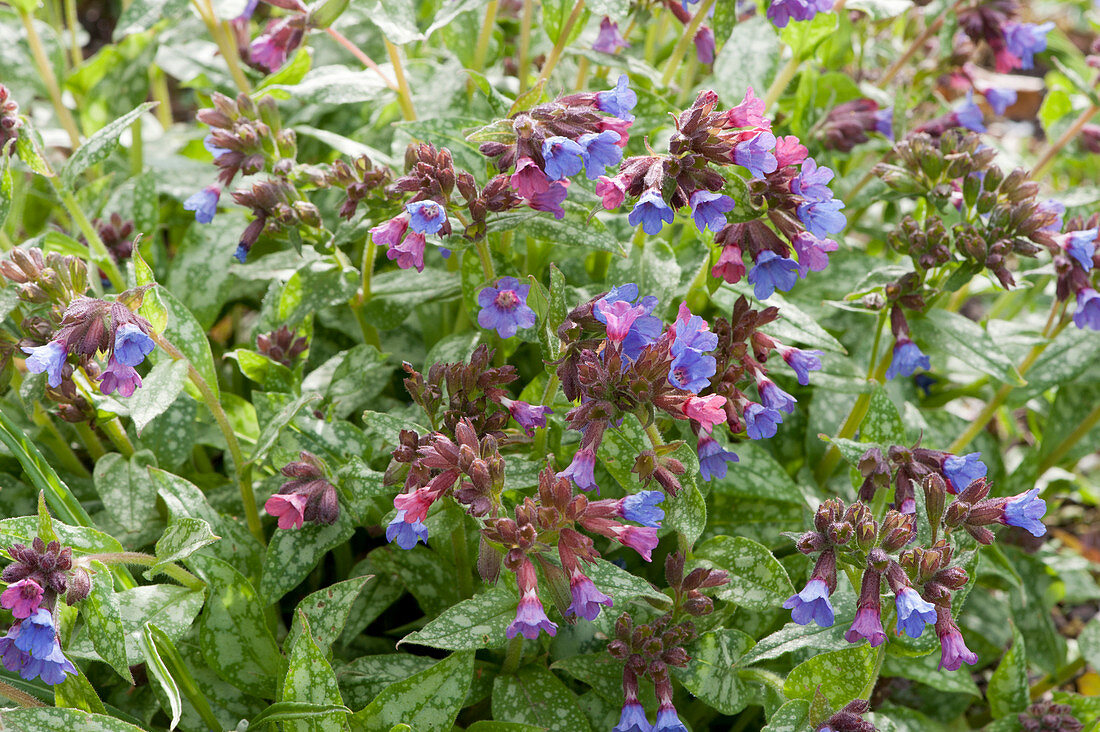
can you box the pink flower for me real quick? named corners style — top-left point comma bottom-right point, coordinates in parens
top-left (792, 232), bottom-right (838, 277)
top-left (774, 135), bottom-right (809, 167)
top-left (386, 232), bottom-right (426, 272)
top-left (600, 117), bottom-right (632, 147)
top-left (264, 493), bottom-right (308, 529)
top-left (711, 244), bottom-right (746, 284)
top-left (369, 213), bottom-right (410, 246)
top-left (597, 299), bottom-right (646, 343)
top-left (510, 157), bottom-right (550, 199)
top-left (728, 87), bottom-right (766, 128)
top-left (610, 525), bottom-right (659, 561)
top-left (683, 394), bottom-right (727, 433)
top-left (1, 579), bottom-right (43, 619)
top-left (394, 489), bottom-right (435, 524)
top-left (596, 175), bottom-right (627, 210)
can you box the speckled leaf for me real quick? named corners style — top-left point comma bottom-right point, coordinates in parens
top-left (349, 651), bottom-right (474, 732)
top-left (716, 441), bottom-right (804, 504)
top-left (585, 558), bottom-right (669, 607)
top-left (539, 264), bottom-right (567, 365)
top-left (988, 624), bottom-right (1028, 719)
top-left (282, 615), bottom-right (346, 732)
top-left (609, 240), bottom-right (682, 307)
top-left (741, 603), bottom-right (853, 666)
top-left (488, 207), bottom-right (627, 255)
top-left (696, 536), bottom-right (795, 611)
top-left (148, 517), bottom-right (219, 579)
top-left (190, 554), bottom-right (285, 698)
top-left (909, 309), bottom-right (1024, 386)
top-left (597, 418), bottom-right (647, 490)
top-left (665, 482), bottom-right (707, 548)
top-left (249, 392), bottom-right (319, 464)
top-left (400, 584), bottom-right (515, 651)
top-left (133, 248), bottom-right (168, 334)
top-left (1079, 614), bottom-right (1100, 673)
top-left (1018, 327), bottom-right (1100, 396)
top-left (159, 285), bottom-right (220, 400)
top-left (762, 699), bottom-right (811, 732)
top-left (52, 666), bottom-right (106, 714)
top-left (0, 516), bottom-right (123, 556)
top-left (92, 451), bottom-right (159, 537)
top-left (128, 359), bottom-right (190, 434)
top-left (138, 623), bottom-right (182, 730)
top-left (323, 344), bottom-right (392, 418)
top-left (243, 702), bottom-right (353, 731)
top-left (860, 388), bottom-right (905, 446)
top-left (81, 561), bottom-right (133, 683)
top-left (338, 654), bottom-right (436, 709)
top-left (881, 652), bottom-right (980, 697)
top-left (672, 629), bottom-right (756, 715)
top-left (0, 144), bottom-right (12, 230)
top-left (713, 16), bottom-right (779, 105)
top-left (286, 575), bottom-right (373, 655)
top-left (783, 644), bottom-right (877, 708)
top-left (259, 511), bottom-right (355, 603)
top-left (491, 665), bottom-right (592, 732)
top-left (165, 214), bottom-right (241, 329)
top-left (70, 584), bottom-right (205, 666)
top-left (61, 102), bottom-right (157, 184)
top-left (0, 708), bottom-right (147, 731)
top-left (228, 349), bottom-right (296, 393)
top-left (361, 269), bottom-right (462, 330)
top-left (466, 723), bottom-right (545, 732)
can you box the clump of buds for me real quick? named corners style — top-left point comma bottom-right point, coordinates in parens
top-left (256, 325), bottom-right (308, 368)
top-left (198, 92), bottom-right (292, 186)
top-left (3, 537), bottom-right (90, 606)
top-left (0, 84), bottom-right (23, 146)
top-left (816, 699), bottom-right (878, 732)
top-left (0, 249), bottom-right (89, 309)
top-left (263, 451), bottom-right (340, 529)
top-left (230, 177), bottom-right (320, 262)
top-left (818, 99), bottom-right (893, 152)
top-left (1018, 701), bottom-right (1083, 732)
top-left (326, 154), bottom-right (392, 220)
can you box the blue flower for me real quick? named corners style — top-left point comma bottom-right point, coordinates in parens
top-left (541, 136), bottom-right (586, 180)
top-left (386, 510), bottom-right (429, 549)
top-left (11, 609), bottom-right (56, 657)
top-left (894, 587), bottom-right (936, 638)
top-left (745, 402), bottom-right (781, 440)
top-left (567, 570), bottom-right (613, 620)
top-left (234, 244), bottom-right (250, 263)
top-left (671, 307), bottom-right (718, 355)
top-left (759, 378), bottom-right (797, 414)
top-left (477, 277), bottom-right (538, 338)
top-left (790, 157), bottom-right (835, 203)
top-left (733, 131), bottom-right (778, 179)
top-left (779, 346), bottom-right (823, 386)
top-left (942, 452), bottom-right (987, 494)
top-left (874, 106), bottom-right (894, 140)
top-left (405, 200), bottom-right (447, 234)
top-left (885, 338), bottom-right (931, 380)
top-left (183, 185), bottom-right (220, 224)
top-left (653, 704), bottom-right (689, 732)
top-left (668, 348), bottom-right (716, 392)
top-left (1074, 288), bottom-right (1100, 330)
top-left (1065, 229), bottom-right (1097, 271)
top-left (628, 191), bottom-right (676, 235)
top-left (689, 190), bottom-right (735, 233)
top-left (559, 448), bottom-right (598, 491)
top-left (1004, 21), bottom-right (1054, 70)
top-left (0, 611), bottom-right (76, 685)
top-left (113, 323), bottom-right (155, 367)
top-left (796, 199), bottom-right (847, 238)
top-left (1004, 489), bottom-right (1047, 537)
top-left (613, 700), bottom-right (651, 732)
top-left (783, 578), bottom-right (834, 627)
top-left (953, 92), bottom-right (986, 133)
top-left (983, 87), bottom-right (1017, 116)
top-left (619, 491), bottom-right (665, 527)
top-left (578, 131), bottom-right (623, 180)
top-left (747, 251), bottom-right (800, 299)
top-left (597, 74), bottom-right (638, 121)
top-left (1038, 199), bottom-right (1065, 232)
top-left (697, 436), bottom-right (738, 482)
top-left (21, 340), bottom-right (67, 388)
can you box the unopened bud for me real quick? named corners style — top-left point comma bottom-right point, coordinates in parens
top-left (477, 536), bottom-right (501, 584)
top-left (65, 566), bottom-right (92, 604)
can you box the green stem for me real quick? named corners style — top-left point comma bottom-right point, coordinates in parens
top-left (860, 644), bottom-right (886, 700)
top-left (85, 551), bottom-right (205, 592)
top-left (762, 54), bottom-right (799, 110)
top-left (100, 417), bottom-right (135, 457)
top-left (31, 405), bottom-right (91, 477)
top-left (192, 0), bottom-right (252, 94)
top-left (1039, 401), bottom-right (1100, 473)
top-left (535, 0), bottom-right (586, 89)
top-left (476, 239), bottom-right (496, 281)
top-left (385, 40), bottom-right (418, 121)
top-left (52, 184), bottom-right (125, 292)
top-left (659, 0), bottom-right (716, 87)
top-left (450, 507), bottom-right (474, 599)
top-left (471, 1), bottom-right (499, 75)
top-left (0, 679), bottom-right (45, 707)
top-left (19, 9), bottom-right (82, 149)
top-left (63, 0), bottom-right (81, 68)
top-left (876, 8), bottom-right (952, 89)
top-left (1029, 657), bottom-right (1085, 700)
top-left (517, 0), bottom-right (535, 92)
top-left (149, 628), bottom-right (223, 731)
top-left (501, 635), bottom-right (524, 674)
top-left (129, 117), bottom-right (143, 176)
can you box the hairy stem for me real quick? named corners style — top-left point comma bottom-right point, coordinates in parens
top-left (659, 0), bottom-right (716, 88)
top-left (472, 1), bottom-right (500, 75)
top-left (20, 9), bottom-right (82, 148)
top-left (763, 54), bottom-right (799, 110)
top-left (1032, 103), bottom-right (1100, 181)
top-left (385, 40), bottom-right (418, 121)
top-left (476, 239), bottom-right (496, 281)
top-left (0, 679), bottom-right (45, 707)
top-left (501, 635), bottom-right (524, 674)
top-left (85, 551), bottom-right (205, 592)
top-left (517, 0), bottom-right (535, 92)
top-left (450, 505), bottom-right (474, 599)
top-left (1039, 401), bottom-right (1100, 473)
top-left (536, 0), bottom-right (587, 89)
top-left (325, 27), bottom-right (399, 91)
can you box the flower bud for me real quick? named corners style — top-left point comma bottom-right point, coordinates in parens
top-left (796, 531), bottom-right (826, 554)
top-left (944, 500), bottom-right (970, 527)
top-left (965, 524), bottom-right (996, 545)
top-left (477, 535), bottom-right (501, 584)
top-left (65, 566), bottom-right (92, 604)
top-left (935, 566), bottom-right (968, 590)
top-left (923, 473), bottom-right (946, 529)
top-left (828, 521), bottom-right (854, 545)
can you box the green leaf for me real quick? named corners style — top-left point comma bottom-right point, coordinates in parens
top-left (0, 708), bottom-right (147, 731)
top-left (263, 65), bottom-right (389, 105)
top-left (158, 285), bottom-right (221, 400)
top-left (138, 623), bottom-right (182, 731)
top-left (320, 344), bottom-right (392, 418)
top-left (259, 511), bottom-right (355, 603)
top-left (15, 124), bottom-right (54, 176)
top-left (249, 392), bottom-right (320, 464)
top-left (988, 625), bottom-right (1029, 719)
top-left (540, 264), bottom-right (567, 366)
top-left (285, 575), bottom-right (373, 656)
top-left (860, 387), bottom-right (905, 446)
top-left (128, 359), bottom-right (190, 434)
top-left (783, 644), bottom-right (877, 709)
top-left (400, 584), bottom-right (515, 651)
top-left (149, 517), bottom-right (219, 579)
top-left (491, 665), bottom-right (592, 732)
top-left (349, 651), bottom-right (474, 732)
top-left (696, 535), bottom-right (796, 611)
top-left (609, 239), bottom-right (682, 309)
top-left (0, 143), bottom-right (13, 231)
top-left (282, 614), bottom-right (346, 732)
top-left (672, 629), bottom-right (756, 715)
top-left (81, 561), bottom-right (134, 683)
top-left (244, 702), bottom-right (354, 731)
top-left (91, 451), bottom-right (159, 540)
top-left (665, 481), bottom-right (707, 548)
top-left (881, 652), bottom-right (981, 697)
top-left (190, 554), bottom-right (285, 698)
top-left (70, 584), bottom-right (205, 666)
top-left (762, 699), bottom-right (811, 732)
top-left (713, 16), bottom-right (779, 105)
top-left (362, 269), bottom-right (462, 330)
top-left (585, 558), bottom-right (669, 607)
top-left (337, 654), bottom-right (436, 709)
top-left (52, 667), bottom-right (107, 714)
top-left (115, 0), bottom-right (189, 35)
top-left (780, 10), bottom-right (839, 59)
top-left (0, 516), bottom-right (123, 557)
top-left (488, 207), bottom-right (628, 255)
top-left (1078, 614), bottom-right (1100, 674)
top-left (61, 102), bottom-right (157, 185)
top-left (133, 248), bottom-right (168, 333)
top-left (467, 723), bottom-right (546, 732)
top-left (909, 309), bottom-right (1024, 386)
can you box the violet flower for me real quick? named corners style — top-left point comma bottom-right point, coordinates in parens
top-left (477, 277), bottom-right (537, 338)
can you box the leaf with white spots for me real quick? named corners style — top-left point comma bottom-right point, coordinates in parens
top-left (148, 517), bottom-right (219, 580)
top-left (285, 575), bottom-right (373, 656)
top-left (672, 629), bottom-right (756, 715)
top-left (91, 451), bottom-right (160, 545)
top-left (0, 708), bottom-right (147, 731)
top-left (783, 644), bottom-right (877, 709)
top-left (282, 614), bottom-right (346, 732)
top-left (0, 516), bottom-right (123, 556)
top-left (128, 359), bottom-right (190, 435)
top-left (988, 624), bottom-right (1028, 719)
top-left (909, 309), bottom-right (1024, 386)
top-left (491, 665), bottom-right (592, 732)
top-left (761, 699), bottom-right (811, 732)
top-left (338, 654), bottom-right (437, 710)
top-left (665, 482), bottom-right (707, 548)
top-left (696, 535), bottom-right (795, 611)
top-left (81, 561), bottom-right (134, 683)
top-left (61, 102), bottom-right (157, 184)
top-left (859, 387), bottom-right (905, 446)
top-left (349, 651), bottom-right (474, 732)
top-left (138, 623), bottom-right (182, 731)
top-left (585, 558), bottom-right (669, 607)
top-left (400, 584), bottom-right (516, 651)
top-left (259, 512), bottom-right (355, 603)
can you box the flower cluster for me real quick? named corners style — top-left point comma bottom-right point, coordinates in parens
top-left (255, 324), bottom-right (309, 368)
top-left (0, 538), bottom-right (90, 685)
top-left (767, 0), bottom-right (834, 29)
top-left (263, 451), bottom-right (340, 529)
top-left (785, 472), bottom-right (1046, 671)
top-left (958, 3), bottom-right (1053, 74)
top-left (1054, 211), bottom-right (1100, 332)
top-left (607, 552), bottom-right (728, 732)
top-left (818, 98), bottom-right (893, 151)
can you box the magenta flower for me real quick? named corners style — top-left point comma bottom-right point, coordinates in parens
top-left (0, 579), bottom-right (43, 619)
top-left (727, 87), bottom-right (766, 128)
top-left (386, 231), bottom-right (426, 272)
top-left (510, 157), bottom-right (550, 199)
top-left (682, 394), bottom-right (726, 433)
top-left (597, 299), bottom-right (647, 343)
top-left (369, 213), bottom-right (410, 246)
top-left (477, 277), bottom-right (537, 338)
top-left (566, 567), bottom-right (613, 621)
top-left (99, 357), bottom-right (143, 398)
top-left (528, 180), bottom-right (570, 219)
top-left (610, 525), bottom-right (659, 561)
top-left (264, 493), bottom-right (308, 529)
top-left (845, 605), bottom-right (887, 647)
top-left (693, 26), bottom-right (715, 63)
top-left (774, 135), bottom-right (808, 167)
top-left (936, 607), bottom-right (978, 671)
top-left (593, 17), bottom-right (629, 54)
top-left (597, 175), bottom-right (628, 210)
top-left (711, 243), bottom-right (746, 283)
top-left (792, 232), bottom-right (837, 276)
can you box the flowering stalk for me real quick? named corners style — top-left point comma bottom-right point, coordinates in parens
top-left (660, 0), bottom-right (717, 87)
top-left (472, 1), bottom-right (500, 75)
top-left (535, 0), bottom-right (587, 88)
top-left (84, 552), bottom-right (205, 592)
top-left (324, 27), bottom-right (400, 91)
top-left (517, 0), bottom-right (535, 93)
top-left (48, 183), bottom-right (126, 294)
top-left (18, 9), bottom-right (81, 149)
top-left (1032, 102), bottom-right (1100, 181)
top-left (0, 678), bottom-right (45, 708)
top-left (385, 40), bottom-right (417, 121)
top-left (191, 0), bottom-right (253, 94)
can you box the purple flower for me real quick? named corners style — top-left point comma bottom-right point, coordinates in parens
top-left (594, 17), bottom-right (629, 54)
top-left (235, 0), bottom-right (259, 21)
top-left (689, 190), bottom-right (735, 233)
top-left (477, 277), bottom-right (537, 338)
top-left (98, 357), bottom-right (143, 398)
top-left (529, 180), bottom-right (570, 219)
top-left (953, 92), bottom-right (986, 133)
top-left (598, 300), bottom-right (648, 344)
top-left (559, 448), bottom-right (598, 491)
top-left (614, 700), bottom-right (651, 732)
top-left (0, 610), bottom-right (76, 685)
top-left (597, 74), bottom-right (638, 121)
top-left (579, 131), bottom-right (623, 180)
top-left (10, 609), bottom-right (57, 658)
top-left (894, 587), bottom-right (936, 638)
top-left (507, 592), bottom-right (558, 639)
top-left (113, 323), bottom-right (155, 367)
top-left (595, 285), bottom-right (662, 360)
top-left (697, 436), bottom-right (738, 482)
top-left (766, 0), bottom-right (814, 27)
top-left (1003, 488), bottom-right (1047, 537)
top-left (203, 135), bottom-right (231, 159)
top-left (671, 305), bottom-right (718, 355)
top-left (943, 452), bottom-right (987, 494)
top-left (874, 106), bottom-right (894, 140)
top-left (501, 397), bottom-right (552, 435)
top-left (1074, 288), bottom-right (1100, 330)
top-left (758, 378), bottom-right (796, 414)
top-left (783, 578), bottom-right (834, 627)
top-left (779, 346), bottom-right (823, 386)
top-left (694, 26), bottom-right (715, 64)
top-left (1065, 229), bottom-right (1097, 271)
top-left (1004, 21), bottom-right (1054, 70)
top-left (796, 199), bottom-right (847, 238)
top-left (264, 493), bottom-right (307, 530)
top-left (747, 251), bottom-right (800, 299)
top-left (541, 136), bottom-right (585, 180)
top-left (386, 510), bottom-right (429, 550)
top-left (628, 191), bottom-right (676, 235)
top-left (405, 200), bottom-right (446, 234)
top-left (885, 337), bottom-right (931, 380)
top-left (1038, 199), bottom-right (1065, 232)
top-left (668, 348), bottom-right (717, 393)
top-left (983, 87), bottom-right (1017, 116)
top-left (792, 232), bottom-right (837, 277)
top-left (745, 402), bottom-right (781, 440)
top-left (845, 606), bottom-right (887, 647)
top-left (183, 185), bottom-right (220, 224)
top-left (597, 175), bottom-right (627, 210)
top-left (386, 231), bottom-right (426, 272)
top-left (1, 579), bottom-right (42, 620)
top-left (511, 157), bottom-right (550, 199)
top-left (790, 157), bottom-right (835, 202)
top-left (22, 340), bottom-right (67, 388)
top-left (567, 568), bottom-right (613, 620)
top-left (654, 704), bottom-right (689, 732)
top-left (619, 491), bottom-right (665, 527)
top-left (936, 611), bottom-right (978, 671)
top-left (370, 214), bottom-right (410, 247)
top-left (611, 525), bottom-right (659, 561)
top-left (734, 131), bottom-right (778, 179)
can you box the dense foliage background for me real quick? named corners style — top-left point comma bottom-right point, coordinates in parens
top-left (0, 0), bottom-right (1098, 730)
